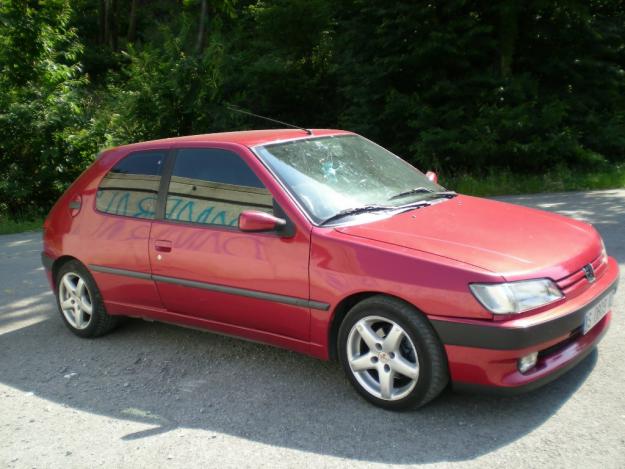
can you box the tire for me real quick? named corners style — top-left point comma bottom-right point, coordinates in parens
top-left (55, 260), bottom-right (119, 338)
top-left (338, 295), bottom-right (449, 410)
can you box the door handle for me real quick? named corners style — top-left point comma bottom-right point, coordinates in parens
top-left (154, 240), bottom-right (173, 253)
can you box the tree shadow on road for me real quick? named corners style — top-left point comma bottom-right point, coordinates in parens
top-left (0, 312), bottom-right (598, 465)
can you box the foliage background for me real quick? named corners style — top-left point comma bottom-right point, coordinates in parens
top-left (1, 0), bottom-right (625, 218)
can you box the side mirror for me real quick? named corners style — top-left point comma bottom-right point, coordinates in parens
top-left (425, 171), bottom-right (438, 184)
top-left (238, 210), bottom-right (286, 232)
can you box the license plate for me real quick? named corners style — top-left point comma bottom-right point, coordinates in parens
top-left (582, 292), bottom-right (613, 335)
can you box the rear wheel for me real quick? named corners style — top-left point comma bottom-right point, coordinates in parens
top-left (338, 295), bottom-right (448, 410)
top-left (56, 260), bottom-right (119, 338)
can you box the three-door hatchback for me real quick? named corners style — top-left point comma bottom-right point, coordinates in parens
top-left (42, 129), bottom-right (619, 409)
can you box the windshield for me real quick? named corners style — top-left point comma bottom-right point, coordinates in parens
top-left (255, 134), bottom-right (446, 224)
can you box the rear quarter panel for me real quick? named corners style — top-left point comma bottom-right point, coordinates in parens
top-left (43, 146), bottom-right (162, 312)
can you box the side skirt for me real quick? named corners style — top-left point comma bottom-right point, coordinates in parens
top-left (104, 300), bottom-right (328, 360)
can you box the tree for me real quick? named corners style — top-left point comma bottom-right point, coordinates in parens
top-left (0, 0), bottom-right (92, 217)
top-left (332, 0), bottom-right (625, 173)
top-left (127, 0), bottom-right (138, 42)
top-left (2, 0), bottom-right (625, 218)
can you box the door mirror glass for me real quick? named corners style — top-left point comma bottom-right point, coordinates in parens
top-left (238, 211), bottom-right (286, 232)
top-left (425, 171), bottom-right (438, 184)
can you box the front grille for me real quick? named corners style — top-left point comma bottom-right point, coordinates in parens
top-left (556, 253), bottom-right (607, 298)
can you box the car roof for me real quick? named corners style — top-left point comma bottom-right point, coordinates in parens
top-left (111, 129), bottom-right (354, 152)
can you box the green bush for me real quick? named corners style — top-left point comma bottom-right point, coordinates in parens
top-left (0, 0), bottom-right (94, 218)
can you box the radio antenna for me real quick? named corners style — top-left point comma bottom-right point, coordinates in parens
top-left (226, 104), bottom-right (312, 135)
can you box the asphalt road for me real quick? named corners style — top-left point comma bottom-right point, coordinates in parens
top-left (1, 190), bottom-right (624, 469)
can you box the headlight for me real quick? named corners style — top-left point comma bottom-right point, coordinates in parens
top-left (470, 279), bottom-right (563, 314)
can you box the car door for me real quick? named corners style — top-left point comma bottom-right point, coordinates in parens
top-left (148, 145), bottom-right (313, 341)
top-left (87, 148), bottom-right (168, 315)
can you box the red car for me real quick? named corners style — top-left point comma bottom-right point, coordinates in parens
top-left (42, 129), bottom-right (619, 409)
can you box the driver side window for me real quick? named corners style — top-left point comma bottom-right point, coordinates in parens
top-left (165, 148), bottom-right (273, 227)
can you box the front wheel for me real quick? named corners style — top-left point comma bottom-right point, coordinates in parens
top-left (338, 295), bottom-right (449, 410)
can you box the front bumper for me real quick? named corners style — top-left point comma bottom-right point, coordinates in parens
top-left (431, 256), bottom-right (619, 392)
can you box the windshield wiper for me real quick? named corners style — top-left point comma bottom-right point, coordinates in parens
top-left (320, 204), bottom-right (392, 226)
top-left (389, 187), bottom-right (457, 201)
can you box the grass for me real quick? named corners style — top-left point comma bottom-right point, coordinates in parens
top-left (445, 165), bottom-right (625, 197)
top-left (0, 216), bottom-right (44, 235)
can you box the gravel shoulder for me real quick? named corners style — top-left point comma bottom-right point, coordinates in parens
top-left (1, 190), bottom-right (624, 468)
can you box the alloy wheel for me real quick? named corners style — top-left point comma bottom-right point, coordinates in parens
top-left (59, 272), bottom-right (93, 330)
top-left (346, 315), bottom-right (419, 401)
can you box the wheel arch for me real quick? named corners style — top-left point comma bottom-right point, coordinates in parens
top-left (51, 255), bottom-right (81, 289)
top-left (328, 291), bottom-right (433, 361)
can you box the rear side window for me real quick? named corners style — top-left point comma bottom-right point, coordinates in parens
top-left (165, 148), bottom-right (273, 227)
top-left (96, 150), bottom-right (166, 219)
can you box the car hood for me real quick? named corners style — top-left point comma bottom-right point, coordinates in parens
top-left (335, 195), bottom-right (601, 280)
